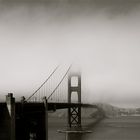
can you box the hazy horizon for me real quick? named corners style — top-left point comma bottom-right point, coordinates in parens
top-left (0, 0), bottom-right (140, 108)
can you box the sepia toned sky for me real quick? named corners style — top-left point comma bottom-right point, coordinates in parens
top-left (0, 0), bottom-right (140, 107)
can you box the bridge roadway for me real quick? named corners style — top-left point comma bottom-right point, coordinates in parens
top-left (0, 102), bottom-right (97, 120)
top-left (15, 102), bottom-right (97, 112)
top-left (0, 102), bottom-right (97, 118)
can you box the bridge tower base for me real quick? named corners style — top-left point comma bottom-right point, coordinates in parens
top-left (58, 130), bottom-right (92, 140)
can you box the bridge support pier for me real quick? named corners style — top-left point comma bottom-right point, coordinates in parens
top-left (58, 130), bottom-right (92, 140)
top-left (43, 97), bottom-right (48, 140)
top-left (6, 93), bottom-right (15, 140)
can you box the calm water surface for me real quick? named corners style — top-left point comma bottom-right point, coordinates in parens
top-left (48, 116), bottom-right (140, 140)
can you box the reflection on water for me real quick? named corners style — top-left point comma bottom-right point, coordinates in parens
top-left (48, 116), bottom-right (140, 140)
top-left (82, 116), bottom-right (140, 140)
top-left (66, 133), bottom-right (83, 140)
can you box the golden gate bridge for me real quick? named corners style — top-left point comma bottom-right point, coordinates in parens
top-left (0, 64), bottom-right (97, 140)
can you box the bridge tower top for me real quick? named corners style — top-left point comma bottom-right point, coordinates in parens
top-left (68, 72), bottom-right (81, 103)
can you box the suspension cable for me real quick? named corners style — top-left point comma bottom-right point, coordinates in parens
top-left (26, 65), bottom-right (59, 101)
top-left (47, 64), bottom-right (72, 100)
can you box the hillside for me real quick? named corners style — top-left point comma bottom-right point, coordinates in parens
top-left (96, 103), bottom-right (138, 117)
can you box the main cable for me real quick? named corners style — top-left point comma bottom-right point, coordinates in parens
top-left (47, 64), bottom-right (72, 100)
top-left (26, 65), bottom-right (59, 101)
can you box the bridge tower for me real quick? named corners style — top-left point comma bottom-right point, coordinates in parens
top-left (68, 72), bottom-right (81, 128)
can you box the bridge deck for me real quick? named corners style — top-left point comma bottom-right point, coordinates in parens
top-left (16, 102), bottom-right (96, 111)
top-left (0, 102), bottom-right (96, 111)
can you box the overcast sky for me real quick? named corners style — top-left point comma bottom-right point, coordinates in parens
top-left (0, 0), bottom-right (140, 107)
